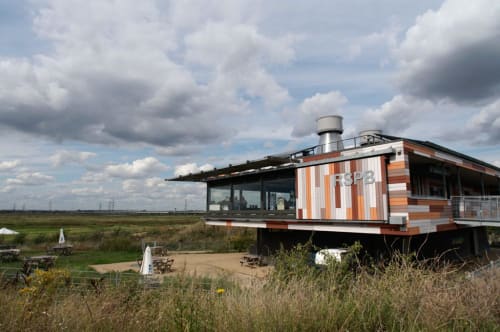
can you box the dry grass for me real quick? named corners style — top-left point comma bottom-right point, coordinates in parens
top-left (0, 251), bottom-right (499, 331)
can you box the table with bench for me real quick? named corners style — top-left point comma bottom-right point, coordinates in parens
top-left (0, 248), bottom-right (21, 262)
top-left (240, 254), bottom-right (264, 268)
top-left (23, 255), bottom-right (57, 273)
top-left (47, 244), bottom-right (73, 256)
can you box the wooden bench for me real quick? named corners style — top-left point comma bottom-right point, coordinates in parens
top-left (240, 254), bottom-right (263, 268)
top-left (23, 255), bottom-right (57, 274)
top-left (0, 248), bottom-right (21, 262)
top-left (49, 244), bottom-right (73, 256)
top-left (137, 256), bottom-right (174, 274)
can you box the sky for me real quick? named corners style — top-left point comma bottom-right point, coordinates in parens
top-left (0, 0), bottom-right (499, 211)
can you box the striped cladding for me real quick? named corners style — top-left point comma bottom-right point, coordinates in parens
top-left (296, 156), bottom-right (388, 221)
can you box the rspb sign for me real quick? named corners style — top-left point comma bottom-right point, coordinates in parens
top-left (296, 156), bottom-right (387, 221)
top-left (332, 170), bottom-right (375, 187)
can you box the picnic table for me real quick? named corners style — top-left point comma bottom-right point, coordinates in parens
top-left (0, 248), bottom-right (21, 262)
top-left (153, 256), bottom-right (174, 274)
top-left (23, 255), bottom-right (57, 272)
top-left (137, 256), bottom-right (174, 274)
top-left (48, 244), bottom-right (73, 256)
top-left (240, 254), bottom-right (263, 268)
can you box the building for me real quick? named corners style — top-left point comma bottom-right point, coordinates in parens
top-left (169, 115), bottom-right (500, 259)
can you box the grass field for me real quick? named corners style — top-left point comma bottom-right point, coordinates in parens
top-left (0, 212), bottom-right (255, 271)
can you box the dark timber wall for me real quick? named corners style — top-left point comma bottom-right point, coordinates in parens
top-left (256, 227), bottom-right (489, 260)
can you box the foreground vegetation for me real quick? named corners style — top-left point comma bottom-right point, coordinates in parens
top-left (0, 244), bottom-right (498, 331)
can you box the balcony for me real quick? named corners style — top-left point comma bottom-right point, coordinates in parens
top-left (452, 196), bottom-right (500, 227)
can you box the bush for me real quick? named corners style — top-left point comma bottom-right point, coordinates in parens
top-left (14, 232), bottom-right (27, 245)
top-left (33, 233), bottom-right (48, 245)
top-left (98, 237), bottom-right (139, 252)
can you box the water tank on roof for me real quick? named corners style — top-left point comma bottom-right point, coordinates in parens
top-left (317, 115), bottom-right (344, 153)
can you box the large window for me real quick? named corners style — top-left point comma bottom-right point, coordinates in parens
top-left (234, 181), bottom-right (261, 210)
top-left (208, 185), bottom-right (231, 211)
top-left (207, 171), bottom-right (295, 212)
top-left (263, 178), bottom-right (295, 211)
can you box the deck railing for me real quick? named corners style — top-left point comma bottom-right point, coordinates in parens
top-left (451, 196), bottom-right (500, 222)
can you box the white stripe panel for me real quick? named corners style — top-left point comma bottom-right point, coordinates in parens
top-left (389, 183), bottom-right (407, 191)
top-left (289, 224), bottom-right (381, 234)
top-left (390, 212), bottom-right (409, 218)
top-left (205, 221), bottom-right (268, 228)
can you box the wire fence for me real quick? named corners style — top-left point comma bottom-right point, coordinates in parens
top-left (0, 266), bottom-right (233, 297)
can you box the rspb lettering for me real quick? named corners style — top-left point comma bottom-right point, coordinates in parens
top-left (332, 170), bottom-right (375, 187)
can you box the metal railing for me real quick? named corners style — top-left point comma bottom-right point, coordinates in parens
top-left (451, 196), bottom-right (500, 222)
top-left (290, 134), bottom-right (391, 159)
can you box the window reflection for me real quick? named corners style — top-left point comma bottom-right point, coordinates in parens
top-left (264, 178), bottom-right (295, 211)
top-left (207, 173), bottom-right (295, 212)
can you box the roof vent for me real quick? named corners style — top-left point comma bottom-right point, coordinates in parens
top-left (359, 129), bottom-right (383, 146)
top-left (317, 115), bottom-right (344, 153)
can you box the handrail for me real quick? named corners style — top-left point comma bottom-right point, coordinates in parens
top-left (451, 196), bottom-right (500, 222)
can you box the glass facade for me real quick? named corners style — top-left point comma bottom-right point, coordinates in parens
top-left (207, 171), bottom-right (295, 213)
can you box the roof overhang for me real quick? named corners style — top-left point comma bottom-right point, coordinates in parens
top-left (166, 156), bottom-right (297, 182)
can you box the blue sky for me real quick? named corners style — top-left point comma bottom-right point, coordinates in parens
top-left (0, 0), bottom-right (499, 211)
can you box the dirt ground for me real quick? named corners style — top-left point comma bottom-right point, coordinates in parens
top-left (90, 252), bottom-right (272, 285)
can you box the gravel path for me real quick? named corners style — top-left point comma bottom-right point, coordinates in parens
top-left (90, 252), bottom-right (272, 285)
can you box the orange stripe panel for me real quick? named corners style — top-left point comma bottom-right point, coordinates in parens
top-left (357, 196), bottom-right (364, 220)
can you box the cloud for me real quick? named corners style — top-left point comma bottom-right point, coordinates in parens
top-left (358, 94), bottom-right (435, 134)
top-left (347, 24), bottom-right (400, 65)
top-left (71, 186), bottom-right (104, 197)
top-left (104, 157), bottom-right (168, 179)
top-left (155, 145), bottom-right (201, 157)
top-left (174, 163), bottom-right (214, 177)
top-left (122, 177), bottom-right (167, 194)
top-left (6, 172), bottom-right (54, 186)
top-left (464, 99), bottom-right (500, 144)
top-left (185, 21), bottom-right (294, 106)
top-left (0, 160), bottom-right (21, 171)
top-left (0, 0), bottom-right (294, 153)
top-left (50, 150), bottom-right (96, 167)
top-left (291, 91), bottom-right (348, 137)
top-left (395, 0), bottom-right (500, 103)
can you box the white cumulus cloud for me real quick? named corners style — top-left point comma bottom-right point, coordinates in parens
top-left (395, 0), bottom-right (500, 103)
top-left (0, 160), bottom-right (21, 172)
top-left (50, 150), bottom-right (96, 167)
top-left (174, 163), bottom-right (214, 177)
top-left (291, 91), bottom-right (348, 137)
top-left (105, 157), bottom-right (168, 179)
top-left (6, 172), bottom-right (54, 186)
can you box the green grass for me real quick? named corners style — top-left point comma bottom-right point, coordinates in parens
top-left (0, 212), bottom-right (255, 271)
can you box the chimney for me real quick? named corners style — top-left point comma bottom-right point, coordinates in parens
top-left (317, 115), bottom-right (344, 153)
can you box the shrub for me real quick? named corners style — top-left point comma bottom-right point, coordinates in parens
top-left (98, 237), bottom-right (140, 252)
top-left (14, 232), bottom-right (27, 245)
top-left (33, 233), bottom-right (48, 245)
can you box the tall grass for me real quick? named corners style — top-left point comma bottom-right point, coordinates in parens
top-left (1, 247), bottom-right (498, 331)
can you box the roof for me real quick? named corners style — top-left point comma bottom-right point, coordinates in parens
top-left (379, 134), bottom-right (500, 173)
top-left (167, 133), bottom-right (500, 183)
top-left (167, 155), bottom-right (297, 182)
